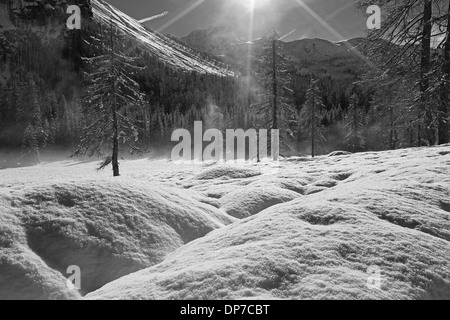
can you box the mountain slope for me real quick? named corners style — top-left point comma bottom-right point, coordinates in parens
top-left (92, 0), bottom-right (234, 77)
top-left (284, 38), bottom-right (366, 78)
top-left (181, 26), bottom-right (366, 78)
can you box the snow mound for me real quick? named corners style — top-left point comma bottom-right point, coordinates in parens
top-left (193, 165), bottom-right (262, 180)
top-left (221, 187), bottom-right (299, 219)
top-left (0, 180), bottom-right (231, 299)
top-left (87, 146), bottom-right (450, 300)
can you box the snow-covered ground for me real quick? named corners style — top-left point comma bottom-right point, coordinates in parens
top-left (0, 145), bottom-right (449, 300)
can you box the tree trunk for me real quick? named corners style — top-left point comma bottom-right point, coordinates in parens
top-left (272, 38), bottom-right (278, 130)
top-left (110, 23), bottom-right (120, 177)
top-left (112, 109), bottom-right (120, 177)
top-left (420, 0), bottom-right (433, 145)
top-left (311, 83), bottom-right (315, 158)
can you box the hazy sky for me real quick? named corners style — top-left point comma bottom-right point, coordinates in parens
top-left (104, 0), bottom-right (368, 42)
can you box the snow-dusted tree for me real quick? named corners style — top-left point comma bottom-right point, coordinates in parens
top-left (356, 0), bottom-right (450, 145)
top-left (254, 31), bottom-right (295, 150)
top-left (22, 124), bottom-right (40, 164)
top-left (20, 74), bottom-right (46, 160)
top-left (300, 78), bottom-right (327, 158)
top-left (345, 93), bottom-right (366, 152)
top-left (74, 22), bottom-right (144, 177)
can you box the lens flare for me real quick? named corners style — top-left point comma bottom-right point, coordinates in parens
top-left (240, 0), bottom-right (271, 11)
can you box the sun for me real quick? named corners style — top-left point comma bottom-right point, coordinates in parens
top-left (240, 0), bottom-right (271, 11)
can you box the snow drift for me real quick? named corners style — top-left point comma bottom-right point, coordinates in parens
top-left (86, 146), bottom-right (450, 300)
top-left (1, 146), bottom-right (449, 300)
top-left (0, 177), bottom-right (233, 299)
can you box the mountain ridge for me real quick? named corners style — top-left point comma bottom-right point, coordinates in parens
top-left (180, 26), bottom-right (366, 79)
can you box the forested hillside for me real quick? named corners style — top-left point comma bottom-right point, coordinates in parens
top-left (1, 0), bottom-right (449, 163)
top-left (0, 0), bottom-right (245, 163)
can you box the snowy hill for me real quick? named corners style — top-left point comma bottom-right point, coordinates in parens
top-left (1, 145), bottom-right (449, 299)
top-left (92, 0), bottom-right (234, 77)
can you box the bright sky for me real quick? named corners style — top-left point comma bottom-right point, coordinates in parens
top-left (104, 0), bottom-right (367, 42)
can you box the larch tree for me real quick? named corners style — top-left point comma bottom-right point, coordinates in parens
top-left (73, 21), bottom-right (144, 177)
top-left (356, 0), bottom-right (450, 146)
top-left (438, 0), bottom-right (450, 144)
top-left (21, 75), bottom-right (44, 163)
top-left (254, 31), bottom-right (296, 154)
top-left (344, 93), bottom-right (366, 152)
top-left (300, 78), bottom-right (327, 158)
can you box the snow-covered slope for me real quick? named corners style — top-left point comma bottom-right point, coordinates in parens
top-left (85, 146), bottom-right (449, 300)
top-left (1, 145), bottom-right (449, 300)
top-left (0, 171), bottom-right (235, 299)
top-left (92, 0), bottom-right (234, 77)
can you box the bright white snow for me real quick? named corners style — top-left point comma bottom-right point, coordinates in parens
top-left (1, 145), bottom-right (449, 300)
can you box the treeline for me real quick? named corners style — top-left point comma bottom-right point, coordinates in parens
top-left (3, 0), bottom-right (448, 163)
top-left (0, 0), bottom-right (89, 161)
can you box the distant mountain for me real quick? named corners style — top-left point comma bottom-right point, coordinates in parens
top-left (180, 26), bottom-right (251, 67)
top-left (284, 37), bottom-right (366, 79)
top-left (181, 26), bottom-right (366, 79)
top-left (180, 26), bottom-right (243, 56)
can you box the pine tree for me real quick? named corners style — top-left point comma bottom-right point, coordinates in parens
top-left (300, 78), bottom-right (327, 158)
top-left (20, 74), bottom-right (46, 156)
top-left (22, 124), bottom-right (40, 164)
top-left (73, 22), bottom-right (144, 177)
top-left (55, 95), bottom-right (70, 145)
top-left (345, 93), bottom-right (366, 152)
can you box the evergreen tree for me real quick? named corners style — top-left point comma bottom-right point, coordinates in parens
top-left (55, 95), bottom-right (70, 145)
top-left (73, 22), bottom-right (144, 177)
top-left (22, 124), bottom-right (40, 164)
top-left (20, 74), bottom-right (46, 154)
top-left (300, 78), bottom-right (327, 158)
top-left (345, 93), bottom-right (366, 152)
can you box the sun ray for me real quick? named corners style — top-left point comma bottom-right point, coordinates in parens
top-left (157, 0), bottom-right (206, 33)
top-left (293, 0), bottom-right (378, 70)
